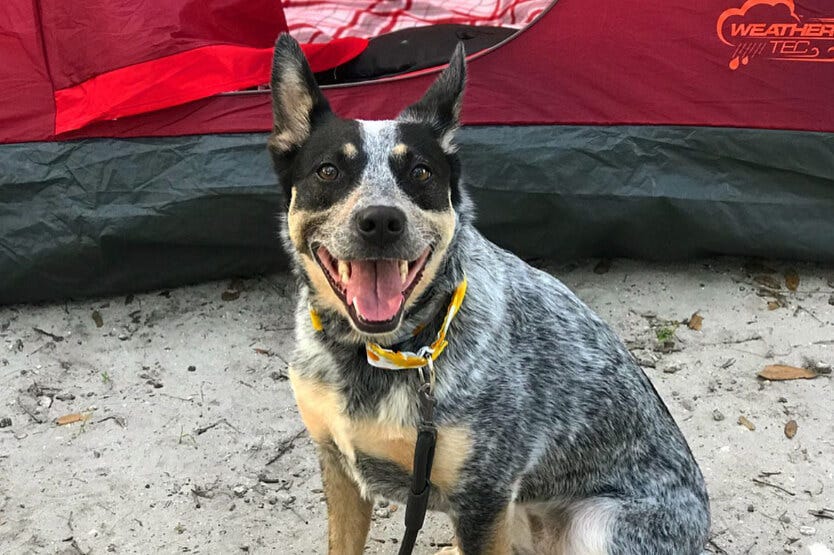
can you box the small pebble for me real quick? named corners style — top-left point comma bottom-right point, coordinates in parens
top-left (0, 417), bottom-right (11, 428)
top-left (799, 526), bottom-right (816, 536)
top-left (233, 485), bottom-right (248, 498)
top-left (747, 504), bottom-right (755, 512)
top-left (828, 293), bottom-right (834, 306)
top-left (187, 365), bottom-right (196, 372)
top-left (813, 362), bottom-right (832, 375)
top-left (712, 409), bottom-right (725, 422)
top-left (374, 507), bottom-right (391, 519)
top-left (38, 396), bottom-right (52, 409)
top-left (663, 362), bottom-right (684, 374)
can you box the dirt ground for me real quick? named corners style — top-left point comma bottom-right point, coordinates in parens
top-left (1, 257), bottom-right (832, 555)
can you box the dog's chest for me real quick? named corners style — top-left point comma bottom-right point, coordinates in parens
top-left (289, 369), bottom-right (472, 498)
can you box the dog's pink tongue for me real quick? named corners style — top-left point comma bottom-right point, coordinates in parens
top-left (347, 260), bottom-right (403, 322)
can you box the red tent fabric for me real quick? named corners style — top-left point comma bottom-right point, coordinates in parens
top-left (1, 0), bottom-right (833, 144)
top-left (0, 0), bottom-right (365, 142)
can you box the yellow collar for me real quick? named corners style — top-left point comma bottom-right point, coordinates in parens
top-left (309, 278), bottom-right (468, 371)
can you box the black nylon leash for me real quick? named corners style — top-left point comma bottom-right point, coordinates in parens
top-left (397, 380), bottom-right (438, 555)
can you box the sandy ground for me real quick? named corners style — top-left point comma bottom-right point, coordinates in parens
top-left (1, 257), bottom-right (833, 555)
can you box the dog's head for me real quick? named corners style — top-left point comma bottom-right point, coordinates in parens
top-left (268, 34), bottom-right (467, 337)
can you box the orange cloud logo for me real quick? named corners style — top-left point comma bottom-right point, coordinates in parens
top-left (716, 0), bottom-right (834, 69)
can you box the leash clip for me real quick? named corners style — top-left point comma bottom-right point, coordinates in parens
top-left (416, 349), bottom-right (436, 392)
top-left (417, 381), bottom-right (436, 427)
top-left (416, 355), bottom-right (436, 427)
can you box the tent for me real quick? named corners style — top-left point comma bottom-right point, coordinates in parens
top-left (1, 0), bottom-right (833, 304)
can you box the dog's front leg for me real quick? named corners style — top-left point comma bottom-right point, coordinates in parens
top-left (453, 497), bottom-right (514, 555)
top-left (318, 445), bottom-right (372, 554)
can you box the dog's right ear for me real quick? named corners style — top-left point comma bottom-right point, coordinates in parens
top-left (269, 33), bottom-right (330, 154)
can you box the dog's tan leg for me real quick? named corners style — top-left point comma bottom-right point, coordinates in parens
top-left (481, 509), bottom-right (513, 555)
top-left (452, 506), bottom-right (514, 555)
top-left (319, 446), bottom-right (372, 555)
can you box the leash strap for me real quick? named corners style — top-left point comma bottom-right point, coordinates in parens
top-left (398, 374), bottom-right (438, 555)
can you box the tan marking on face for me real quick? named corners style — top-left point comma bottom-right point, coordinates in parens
top-left (403, 206), bottom-right (456, 312)
top-left (319, 446), bottom-right (372, 554)
top-left (288, 187), bottom-right (360, 319)
top-left (286, 187), bottom-right (307, 250)
top-left (392, 143), bottom-right (408, 157)
top-left (342, 142), bottom-right (358, 158)
top-left (290, 373), bottom-right (472, 492)
top-left (269, 69), bottom-right (314, 152)
top-left (301, 256), bottom-right (351, 318)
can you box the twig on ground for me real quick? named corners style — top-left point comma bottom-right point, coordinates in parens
top-left (94, 415), bottom-right (126, 427)
top-left (266, 428), bottom-right (306, 466)
top-left (752, 477), bottom-right (796, 496)
top-left (194, 418), bottom-right (241, 436)
top-left (158, 392), bottom-right (193, 403)
top-left (715, 334), bottom-right (763, 345)
top-left (32, 327), bottom-right (64, 342)
top-left (809, 508), bottom-right (834, 520)
top-left (794, 305), bottom-right (824, 324)
top-left (708, 538), bottom-right (729, 554)
top-left (16, 397), bottom-right (45, 424)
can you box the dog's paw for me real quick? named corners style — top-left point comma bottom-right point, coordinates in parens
top-left (433, 547), bottom-right (461, 555)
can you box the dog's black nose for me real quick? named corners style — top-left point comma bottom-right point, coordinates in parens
top-left (355, 205), bottom-right (406, 246)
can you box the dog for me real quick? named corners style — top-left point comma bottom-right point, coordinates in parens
top-left (268, 33), bottom-right (710, 554)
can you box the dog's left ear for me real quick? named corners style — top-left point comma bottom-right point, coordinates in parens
top-left (399, 43), bottom-right (466, 152)
top-left (269, 33), bottom-right (331, 154)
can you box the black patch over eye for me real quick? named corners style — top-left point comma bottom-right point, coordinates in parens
top-left (411, 164), bottom-right (432, 183)
top-left (316, 163), bottom-right (339, 181)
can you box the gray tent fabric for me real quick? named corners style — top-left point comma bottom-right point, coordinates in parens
top-left (1, 126), bottom-right (833, 304)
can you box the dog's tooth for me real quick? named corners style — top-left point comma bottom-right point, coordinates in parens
top-left (399, 260), bottom-right (408, 284)
top-left (338, 260), bottom-right (350, 283)
top-left (352, 297), bottom-right (359, 312)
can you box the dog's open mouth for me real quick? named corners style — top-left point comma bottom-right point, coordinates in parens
top-left (312, 245), bottom-right (432, 333)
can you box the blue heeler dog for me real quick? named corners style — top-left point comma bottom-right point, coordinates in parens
top-left (268, 33), bottom-right (710, 555)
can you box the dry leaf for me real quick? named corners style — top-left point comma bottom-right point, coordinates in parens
top-left (687, 312), bottom-right (703, 331)
top-left (758, 365), bottom-right (817, 381)
top-left (738, 415), bottom-right (756, 431)
top-left (91, 310), bottom-right (103, 328)
top-left (767, 300), bottom-right (781, 310)
top-left (754, 275), bottom-right (782, 290)
top-left (784, 419), bottom-right (798, 439)
top-left (56, 412), bottom-right (90, 426)
top-left (785, 269), bottom-right (800, 292)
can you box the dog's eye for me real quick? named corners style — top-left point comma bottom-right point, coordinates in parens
top-left (411, 165), bottom-right (432, 183)
top-left (316, 163), bottom-right (339, 182)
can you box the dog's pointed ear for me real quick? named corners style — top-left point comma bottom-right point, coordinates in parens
top-left (269, 33), bottom-right (330, 154)
top-left (398, 43), bottom-right (466, 152)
